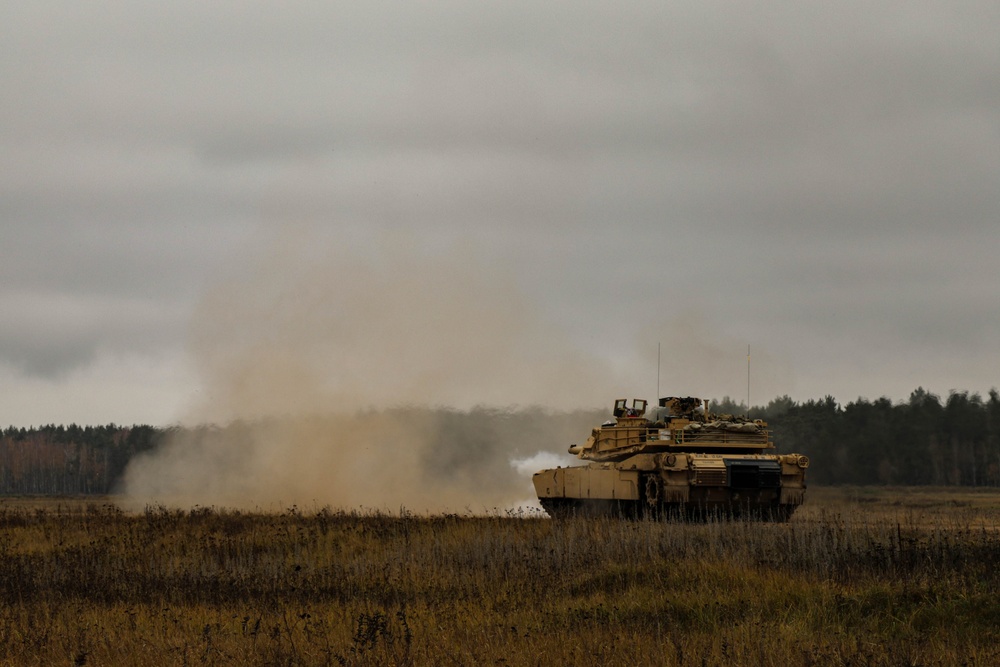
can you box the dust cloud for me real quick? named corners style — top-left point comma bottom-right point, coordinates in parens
top-left (120, 230), bottom-right (611, 511)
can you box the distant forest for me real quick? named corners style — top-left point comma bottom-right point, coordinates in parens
top-left (1, 388), bottom-right (998, 495)
top-left (724, 388), bottom-right (1000, 486)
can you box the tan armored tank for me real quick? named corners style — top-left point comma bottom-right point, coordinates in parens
top-left (533, 397), bottom-right (808, 520)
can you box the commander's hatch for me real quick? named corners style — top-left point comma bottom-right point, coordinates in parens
top-left (613, 398), bottom-right (648, 420)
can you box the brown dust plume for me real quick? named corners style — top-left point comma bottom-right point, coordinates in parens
top-left (120, 233), bottom-right (614, 511)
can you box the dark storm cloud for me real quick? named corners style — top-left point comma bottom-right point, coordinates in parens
top-left (0, 1), bottom-right (998, 423)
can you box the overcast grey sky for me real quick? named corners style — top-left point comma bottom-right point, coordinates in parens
top-left (2, 1), bottom-right (998, 426)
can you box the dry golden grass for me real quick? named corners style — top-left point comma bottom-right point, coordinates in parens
top-left (0, 488), bottom-right (999, 665)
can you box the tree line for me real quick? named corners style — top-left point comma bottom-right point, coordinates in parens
top-left (0, 424), bottom-right (161, 495)
top-left (713, 388), bottom-right (1000, 486)
top-left (1, 388), bottom-right (999, 495)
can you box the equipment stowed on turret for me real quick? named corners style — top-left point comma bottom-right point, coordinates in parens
top-left (532, 396), bottom-right (809, 520)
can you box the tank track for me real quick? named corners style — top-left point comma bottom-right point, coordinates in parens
top-left (538, 497), bottom-right (642, 519)
top-left (539, 497), bottom-right (797, 522)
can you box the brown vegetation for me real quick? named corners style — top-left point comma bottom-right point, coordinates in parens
top-left (1, 488), bottom-right (999, 665)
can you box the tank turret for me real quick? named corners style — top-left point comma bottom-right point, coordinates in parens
top-left (533, 396), bottom-right (809, 520)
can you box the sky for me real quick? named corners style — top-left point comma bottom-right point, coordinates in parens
top-left (3, 1), bottom-right (999, 428)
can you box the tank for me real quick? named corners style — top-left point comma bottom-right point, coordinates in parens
top-left (533, 397), bottom-right (808, 520)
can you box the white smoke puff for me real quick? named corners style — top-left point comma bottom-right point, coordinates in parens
top-left (509, 450), bottom-right (577, 478)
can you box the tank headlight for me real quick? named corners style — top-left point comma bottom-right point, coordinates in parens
top-left (797, 455), bottom-right (810, 468)
top-left (665, 454), bottom-right (677, 467)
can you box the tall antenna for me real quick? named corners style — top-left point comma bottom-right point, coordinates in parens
top-left (656, 342), bottom-right (661, 400)
top-left (746, 344), bottom-right (751, 418)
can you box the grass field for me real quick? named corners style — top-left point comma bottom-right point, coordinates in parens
top-left (1, 487), bottom-right (999, 665)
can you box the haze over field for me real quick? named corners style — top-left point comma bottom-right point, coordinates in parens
top-left (2, 3), bottom-right (998, 506)
top-left (120, 234), bottom-right (603, 509)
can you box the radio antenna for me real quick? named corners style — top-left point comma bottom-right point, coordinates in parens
top-left (746, 344), bottom-right (751, 418)
top-left (656, 342), bottom-right (661, 400)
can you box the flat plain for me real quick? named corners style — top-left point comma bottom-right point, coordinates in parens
top-left (1, 487), bottom-right (999, 666)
